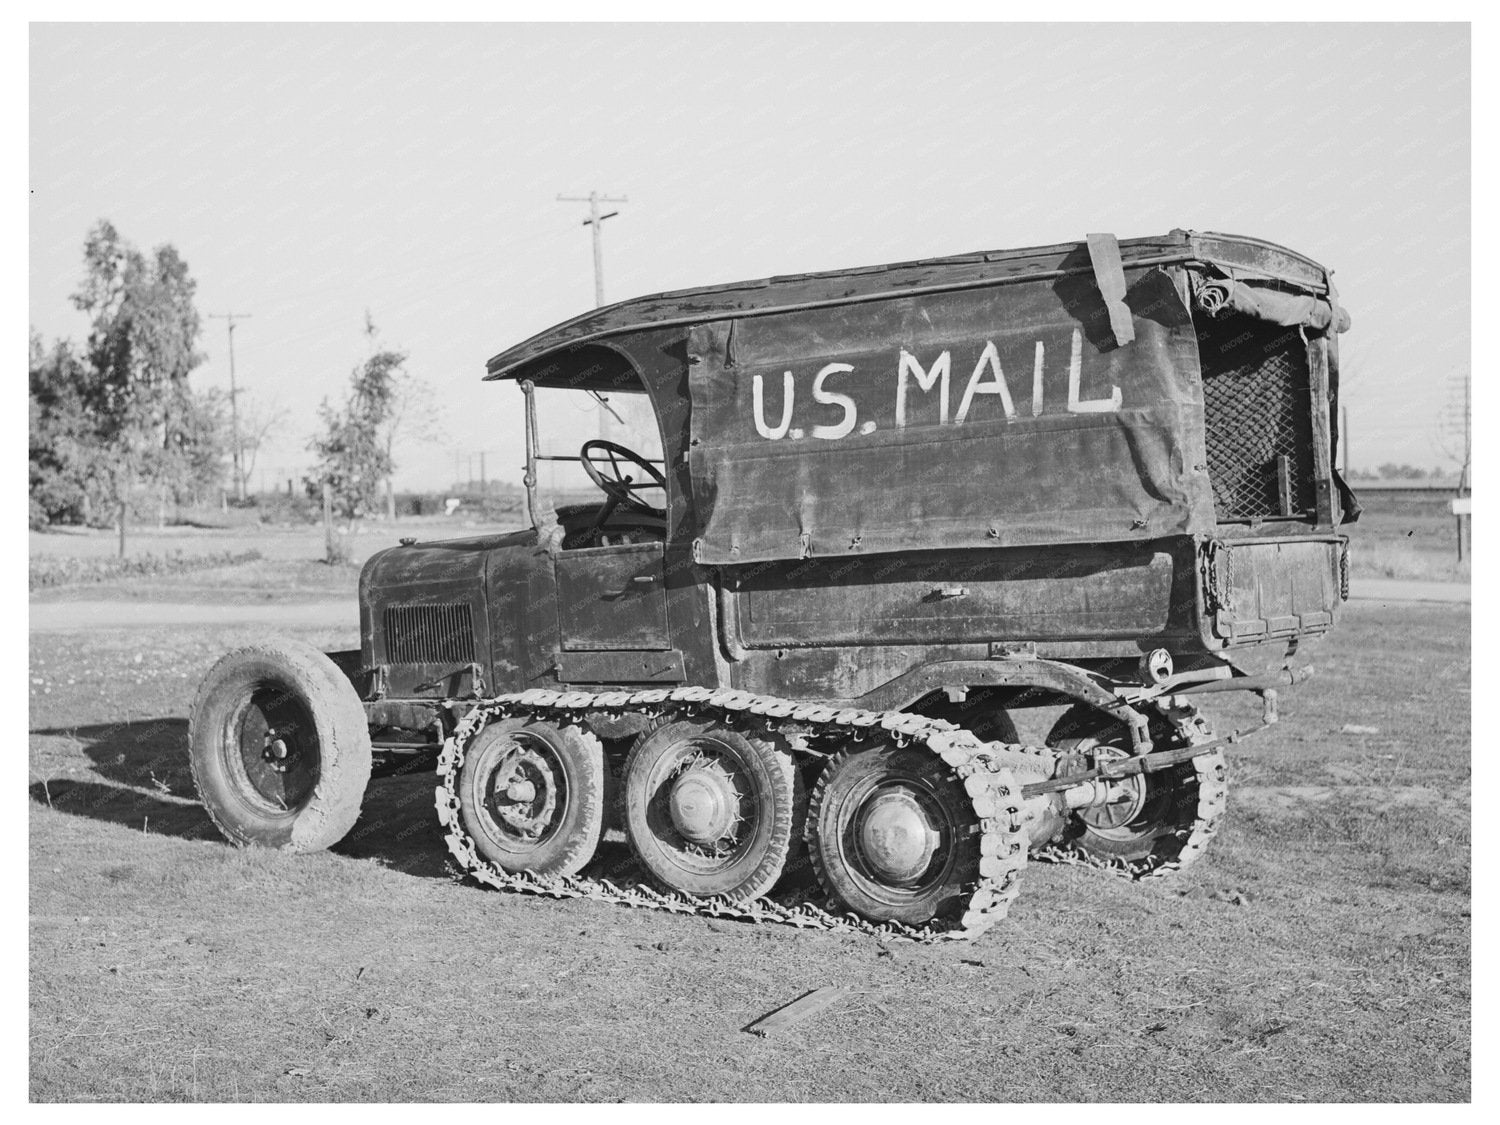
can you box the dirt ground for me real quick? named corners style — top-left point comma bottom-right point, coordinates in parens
top-left (27, 595), bottom-right (1470, 1102)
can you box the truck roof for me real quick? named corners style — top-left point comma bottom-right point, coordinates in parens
top-left (483, 229), bottom-right (1331, 381)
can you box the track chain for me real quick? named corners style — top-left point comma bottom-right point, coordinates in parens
top-left (1031, 698), bottom-right (1228, 879)
top-left (434, 685), bottom-right (1043, 942)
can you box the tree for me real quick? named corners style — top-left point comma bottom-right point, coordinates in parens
top-left (170, 389), bottom-right (231, 507)
top-left (33, 220), bottom-right (224, 550)
top-left (1376, 463), bottom-right (1429, 480)
top-left (361, 314), bottom-right (442, 520)
top-left (29, 333), bottom-right (106, 528)
top-left (236, 395), bottom-right (290, 497)
top-left (380, 370), bottom-right (443, 519)
top-left (306, 339), bottom-right (407, 559)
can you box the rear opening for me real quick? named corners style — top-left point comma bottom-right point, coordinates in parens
top-left (1193, 306), bottom-right (1344, 645)
top-left (1199, 313), bottom-right (1316, 523)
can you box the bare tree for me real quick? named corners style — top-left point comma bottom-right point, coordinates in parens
top-left (237, 395), bottom-right (290, 497)
top-left (382, 370), bottom-right (444, 519)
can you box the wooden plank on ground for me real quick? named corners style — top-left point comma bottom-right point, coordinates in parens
top-left (743, 987), bottom-right (853, 1038)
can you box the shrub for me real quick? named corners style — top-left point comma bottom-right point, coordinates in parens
top-left (28, 549), bottom-right (264, 591)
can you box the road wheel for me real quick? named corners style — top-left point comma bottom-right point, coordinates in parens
top-left (457, 717), bottom-right (606, 877)
top-left (807, 740), bottom-right (981, 926)
top-left (622, 719), bottom-right (799, 902)
top-left (189, 637), bottom-right (372, 852)
top-left (1046, 704), bottom-right (1225, 872)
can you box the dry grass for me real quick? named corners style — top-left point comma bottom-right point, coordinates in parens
top-left (1345, 497), bottom-right (1470, 583)
top-left (28, 513), bottom-right (525, 565)
top-left (29, 556), bottom-right (363, 607)
top-left (27, 515), bottom-right (526, 606)
top-left (27, 601), bottom-right (1470, 1102)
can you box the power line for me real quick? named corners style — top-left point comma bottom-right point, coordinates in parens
top-left (208, 311), bottom-right (253, 501)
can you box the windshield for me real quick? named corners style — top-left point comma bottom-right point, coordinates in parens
top-left (530, 386), bottom-right (664, 513)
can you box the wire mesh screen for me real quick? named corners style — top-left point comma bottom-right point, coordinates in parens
top-left (383, 603), bottom-right (475, 665)
top-left (1199, 315), bottom-right (1316, 521)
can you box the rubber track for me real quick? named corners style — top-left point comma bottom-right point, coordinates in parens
top-left (435, 686), bottom-right (1043, 942)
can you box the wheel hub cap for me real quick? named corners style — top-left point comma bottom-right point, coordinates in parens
top-left (669, 766), bottom-right (739, 845)
top-left (857, 788), bottom-right (940, 884)
top-left (490, 748), bottom-right (558, 839)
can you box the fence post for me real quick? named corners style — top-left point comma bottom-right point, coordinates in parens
top-left (322, 482), bottom-right (334, 563)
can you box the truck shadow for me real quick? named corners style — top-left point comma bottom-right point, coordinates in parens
top-left (29, 718), bottom-right (454, 879)
top-left (29, 719), bottom-right (719, 890)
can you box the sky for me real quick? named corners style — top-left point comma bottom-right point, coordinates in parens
top-left (28, 21), bottom-right (1471, 491)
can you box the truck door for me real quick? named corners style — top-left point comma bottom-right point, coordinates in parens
top-left (553, 542), bottom-right (683, 683)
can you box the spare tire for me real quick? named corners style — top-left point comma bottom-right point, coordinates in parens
top-left (188, 636), bottom-right (372, 852)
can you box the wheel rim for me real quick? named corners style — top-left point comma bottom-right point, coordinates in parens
top-left (816, 747), bottom-right (970, 913)
top-left (644, 738), bottom-right (758, 871)
top-left (1076, 745), bottom-right (1150, 836)
top-left (225, 682), bottom-right (319, 814)
top-left (1052, 715), bottom-right (1174, 846)
top-left (476, 733), bottom-right (568, 850)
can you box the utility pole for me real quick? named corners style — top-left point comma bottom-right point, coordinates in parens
top-left (209, 312), bottom-right (253, 501)
top-left (558, 190), bottom-right (628, 443)
top-left (1462, 373), bottom-right (1471, 494)
top-left (557, 190), bottom-right (627, 307)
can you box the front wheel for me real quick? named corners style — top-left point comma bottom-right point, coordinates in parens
top-left (456, 716), bottom-right (607, 877)
top-left (188, 637), bottom-right (372, 852)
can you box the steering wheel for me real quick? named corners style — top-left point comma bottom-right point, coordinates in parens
top-left (579, 439), bottom-right (667, 522)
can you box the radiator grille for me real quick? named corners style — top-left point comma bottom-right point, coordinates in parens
top-left (383, 603), bottom-right (476, 665)
top-left (1199, 314), bottom-right (1316, 521)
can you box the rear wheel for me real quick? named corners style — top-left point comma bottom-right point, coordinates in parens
top-left (622, 719), bottom-right (800, 902)
top-left (457, 717), bottom-right (606, 877)
top-left (806, 740), bottom-right (981, 926)
top-left (188, 637), bottom-right (372, 852)
top-left (1045, 704), bottom-right (1225, 873)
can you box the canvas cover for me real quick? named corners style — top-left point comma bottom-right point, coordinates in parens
top-left (686, 266), bottom-right (1218, 565)
top-left (484, 230), bottom-right (1334, 383)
